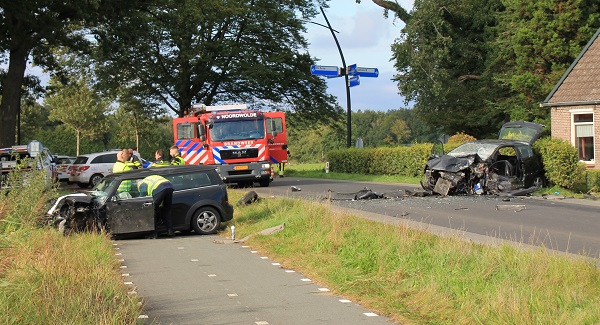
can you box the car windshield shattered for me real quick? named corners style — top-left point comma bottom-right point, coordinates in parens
top-left (447, 142), bottom-right (498, 160)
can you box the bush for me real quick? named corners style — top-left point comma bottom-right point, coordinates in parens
top-left (532, 137), bottom-right (587, 191)
top-left (586, 170), bottom-right (600, 193)
top-left (447, 132), bottom-right (476, 144)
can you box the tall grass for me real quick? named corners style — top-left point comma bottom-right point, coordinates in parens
top-left (0, 169), bottom-right (141, 325)
top-left (230, 189), bottom-right (600, 325)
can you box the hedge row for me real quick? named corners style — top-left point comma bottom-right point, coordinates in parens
top-left (327, 137), bottom-right (595, 192)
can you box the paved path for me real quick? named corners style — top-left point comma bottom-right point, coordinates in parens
top-left (117, 234), bottom-right (397, 325)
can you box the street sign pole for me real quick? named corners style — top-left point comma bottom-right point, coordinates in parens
top-left (320, 7), bottom-right (352, 148)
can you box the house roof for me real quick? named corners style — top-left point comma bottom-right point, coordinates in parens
top-left (542, 27), bottom-right (600, 107)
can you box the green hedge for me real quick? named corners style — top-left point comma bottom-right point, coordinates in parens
top-left (328, 144), bottom-right (433, 177)
top-left (532, 137), bottom-right (587, 191)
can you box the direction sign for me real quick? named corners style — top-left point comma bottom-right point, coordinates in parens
top-left (310, 65), bottom-right (340, 77)
top-left (348, 75), bottom-right (360, 87)
top-left (347, 64), bottom-right (357, 76)
top-left (355, 67), bottom-right (379, 78)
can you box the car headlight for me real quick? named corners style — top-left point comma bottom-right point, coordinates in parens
top-left (261, 163), bottom-right (270, 169)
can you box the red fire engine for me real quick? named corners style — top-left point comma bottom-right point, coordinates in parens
top-left (172, 104), bottom-right (288, 187)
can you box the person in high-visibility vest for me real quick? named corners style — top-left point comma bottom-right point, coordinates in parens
top-left (150, 149), bottom-right (169, 167)
top-left (113, 149), bottom-right (139, 192)
top-left (138, 174), bottom-right (174, 238)
top-left (169, 145), bottom-right (185, 165)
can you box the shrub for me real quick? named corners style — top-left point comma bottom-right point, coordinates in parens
top-left (586, 170), bottom-right (600, 193)
top-left (532, 137), bottom-right (587, 191)
top-left (447, 132), bottom-right (476, 144)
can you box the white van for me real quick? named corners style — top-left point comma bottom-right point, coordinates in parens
top-left (68, 150), bottom-right (149, 188)
top-left (68, 150), bottom-right (121, 188)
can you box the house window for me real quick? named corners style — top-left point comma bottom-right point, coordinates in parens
top-left (573, 113), bottom-right (594, 162)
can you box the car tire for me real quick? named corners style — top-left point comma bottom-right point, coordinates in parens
top-left (191, 207), bottom-right (221, 235)
top-left (89, 174), bottom-right (104, 187)
top-left (533, 175), bottom-right (545, 189)
top-left (259, 179), bottom-right (270, 187)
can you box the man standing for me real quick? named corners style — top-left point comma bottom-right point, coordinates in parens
top-left (151, 149), bottom-right (169, 167)
top-left (113, 149), bottom-right (138, 192)
top-left (169, 145), bottom-right (185, 165)
top-left (138, 175), bottom-right (174, 237)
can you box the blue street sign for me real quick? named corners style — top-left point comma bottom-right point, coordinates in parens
top-left (355, 67), bottom-right (379, 78)
top-left (347, 64), bottom-right (357, 76)
top-left (310, 65), bottom-right (340, 77)
top-left (348, 75), bottom-right (360, 87)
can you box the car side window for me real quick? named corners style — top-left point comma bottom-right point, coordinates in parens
top-left (167, 172), bottom-right (214, 191)
top-left (516, 145), bottom-right (533, 159)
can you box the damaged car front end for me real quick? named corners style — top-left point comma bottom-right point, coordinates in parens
top-left (421, 122), bottom-right (545, 196)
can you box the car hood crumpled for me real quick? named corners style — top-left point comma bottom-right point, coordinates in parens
top-left (426, 155), bottom-right (475, 173)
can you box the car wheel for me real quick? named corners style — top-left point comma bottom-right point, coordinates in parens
top-left (191, 207), bottom-right (221, 235)
top-left (259, 179), bottom-right (270, 187)
top-left (89, 174), bottom-right (104, 187)
top-left (533, 175), bottom-right (545, 189)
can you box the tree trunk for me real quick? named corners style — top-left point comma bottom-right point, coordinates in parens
top-left (0, 48), bottom-right (28, 148)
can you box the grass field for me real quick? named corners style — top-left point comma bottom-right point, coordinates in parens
top-left (229, 189), bottom-right (600, 324)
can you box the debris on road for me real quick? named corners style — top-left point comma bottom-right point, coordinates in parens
top-left (495, 204), bottom-right (526, 212)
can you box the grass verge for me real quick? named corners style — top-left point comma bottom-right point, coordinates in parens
top-left (284, 163), bottom-right (420, 184)
top-left (228, 189), bottom-right (600, 325)
top-left (0, 169), bottom-right (141, 325)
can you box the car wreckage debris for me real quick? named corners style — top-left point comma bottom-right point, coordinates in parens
top-left (495, 204), bottom-right (526, 212)
top-left (237, 190), bottom-right (259, 206)
top-left (326, 187), bottom-right (431, 201)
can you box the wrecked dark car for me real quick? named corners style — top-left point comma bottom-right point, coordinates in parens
top-left (421, 121), bottom-right (545, 196)
top-left (46, 165), bottom-right (234, 237)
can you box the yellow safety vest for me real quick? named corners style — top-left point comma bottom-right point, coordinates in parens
top-left (114, 161), bottom-right (136, 192)
top-left (139, 175), bottom-right (170, 196)
top-left (171, 156), bottom-right (185, 166)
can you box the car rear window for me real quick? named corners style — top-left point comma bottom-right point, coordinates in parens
top-left (73, 156), bottom-right (89, 164)
top-left (91, 153), bottom-right (118, 164)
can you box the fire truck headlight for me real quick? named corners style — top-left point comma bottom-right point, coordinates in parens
top-left (261, 163), bottom-right (270, 169)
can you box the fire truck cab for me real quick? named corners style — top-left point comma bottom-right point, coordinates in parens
top-left (173, 104), bottom-right (288, 187)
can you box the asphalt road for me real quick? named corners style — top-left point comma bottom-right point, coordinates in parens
top-left (117, 234), bottom-right (396, 325)
top-left (251, 177), bottom-right (600, 259)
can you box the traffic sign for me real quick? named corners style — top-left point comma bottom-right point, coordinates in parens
top-left (310, 65), bottom-right (340, 77)
top-left (348, 75), bottom-right (360, 87)
top-left (347, 64), bottom-right (357, 75)
top-left (355, 67), bottom-right (379, 78)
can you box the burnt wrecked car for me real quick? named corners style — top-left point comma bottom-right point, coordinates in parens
top-left (421, 121), bottom-right (545, 196)
top-left (47, 165), bottom-right (234, 237)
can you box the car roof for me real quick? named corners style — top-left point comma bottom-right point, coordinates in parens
top-left (103, 165), bottom-right (218, 180)
top-left (462, 139), bottom-right (531, 146)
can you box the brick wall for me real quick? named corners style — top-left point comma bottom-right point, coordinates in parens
top-left (551, 105), bottom-right (600, 169)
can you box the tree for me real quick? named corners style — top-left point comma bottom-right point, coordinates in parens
top-left (490, 0), bottom-right (600, 125)
top-left (44, 78), bottom-right (110, 156)
top-left (0, 0), bottom-right (147, 148)
top-left (391, 0), bottom-right (507, 139)
top-left (91, 0), bottom-right (340, 123)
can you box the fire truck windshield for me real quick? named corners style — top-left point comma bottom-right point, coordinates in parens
top-left (210, 119), bottom-right (265, 141)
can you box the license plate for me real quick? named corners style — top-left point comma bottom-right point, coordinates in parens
top-left (233, 165), bottom-right (249, 170)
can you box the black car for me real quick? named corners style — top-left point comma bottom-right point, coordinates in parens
top-left (421, 121), bottom-right (545, 196)
top-left (47, 165), bottom-right (234, 237)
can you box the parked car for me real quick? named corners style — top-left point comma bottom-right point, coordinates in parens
top-left (47, 165), bottom-right (234, 237)
top-left (55, 155), bottom-right (76, 182)
top-left (68, 150), bottom-right (121, 188)
top-left (69, 150), bottom-right (153, 187)
top-left (1, 142), bottom-right (57, 187)
top-left (421, 121), bottom-right (545, 196)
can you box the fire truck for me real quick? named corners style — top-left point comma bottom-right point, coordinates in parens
top-left (172, 104), bottom-right (288, 187)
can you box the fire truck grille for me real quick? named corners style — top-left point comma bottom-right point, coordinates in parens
top-left (220, 148), bottom-right (259, 159)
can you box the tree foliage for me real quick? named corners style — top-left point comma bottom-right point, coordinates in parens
top-left (91, 0), bottom-right (340, 122)
top-left (0, 0), bottom-right (146, 148)
top-left (44, 78), bottom-right (110, 156)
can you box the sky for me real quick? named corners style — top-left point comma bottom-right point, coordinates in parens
top-left (17, 1), bottom-right (415, 113)
top-left (304, 0), bottom-right (414, 112)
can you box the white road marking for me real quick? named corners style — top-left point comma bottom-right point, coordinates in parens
top-left (364, 312), bottom-right (378, 317)
top-left (339, 299), bottom-right (351, 303)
